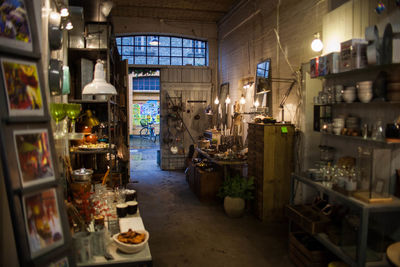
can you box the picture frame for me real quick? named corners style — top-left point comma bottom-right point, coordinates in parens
top-left (373, 178), bottom-right (386, 195)
top-left (22, 188), bottom-right (64, 259)
top-left (0, 57), bottom-right (45, 117)
top-left (0, 0), bottom-right (39, 56)
top-left (13, 128), bottom-right (55, 188)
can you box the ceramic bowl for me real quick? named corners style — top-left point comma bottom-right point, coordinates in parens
top-left (358, 92), bottom-right (373, 103)
top-left (342, 90), bottom-right (356, 103)
top-left (113, 229), bottom-right (149, 254)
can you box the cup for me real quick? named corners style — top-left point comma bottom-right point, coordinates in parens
top-left (126, 201), bottom-right (138, 215)
top-left (125, 190), bottom-right (136, 202)
top-left (73, 232), bottom-right (92, 263)
top-left (116, 203), bottom-right (128, 217)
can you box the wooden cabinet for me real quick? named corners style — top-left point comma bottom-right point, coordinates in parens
top-left (247, 123), bottom-right (295, 221)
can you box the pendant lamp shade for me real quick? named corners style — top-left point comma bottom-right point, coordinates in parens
top-left (82, 60), bottom-right (117, 95)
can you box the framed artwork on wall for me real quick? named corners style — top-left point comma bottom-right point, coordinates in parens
top-left (22, 187), bottom-right (64, 258)
top-left (13, 129), bottom-right (55, 188)
top-left (0, 57), bottom-right (44, 117)
top-left (0, 0), bottom-right (36, 55)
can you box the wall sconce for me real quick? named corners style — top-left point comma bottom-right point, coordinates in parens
top-left (311, 32), bottom-right (323, 52)
top-left (254, 99), bottom-right (260, 108)
top-left (60, 7), bottom-right (69, 17)
top-left (239, 94), bottom-right (246, 105)
top-left (225, 95), bottom-right (231, 104)
top-left (65, 21), bottom-right (73, 30)
top-left (214, 96), bottom-right (219, 105)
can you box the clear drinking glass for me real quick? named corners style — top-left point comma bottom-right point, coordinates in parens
top-left (66, 103), bottom-right (82, 137)
top-left (50, 103), bottom-right (66, 139)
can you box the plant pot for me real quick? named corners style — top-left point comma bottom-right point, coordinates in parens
top-left (223, 196), bottom-right (245, 218)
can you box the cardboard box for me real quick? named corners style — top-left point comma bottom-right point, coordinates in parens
top-left (326, 52), bottom-right (340, 74)
top-left (340, 39), bottom-right (368, 72)
top-left (310, 57), bottom-right (319, 78)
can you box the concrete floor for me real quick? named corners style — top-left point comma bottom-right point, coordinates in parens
top-left (130, 136), bottom-right (294, 267)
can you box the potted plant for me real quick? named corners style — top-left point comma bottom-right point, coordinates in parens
top-left (217, 174), bottom-right (255, 218)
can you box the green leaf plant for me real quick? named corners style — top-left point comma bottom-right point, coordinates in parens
top-left (217, 174), bottom-right (255, 200)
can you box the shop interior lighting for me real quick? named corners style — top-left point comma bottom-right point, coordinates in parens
top-left (239, 94), bottom-right (246, 105)
top-left (82, 59), bottom-right (117, 95)
top-left (225, 95), bottom-right (231, 104)
top-left (65, 21), bottom-right (73, 30)
top-left (214, 96), bottom-right (219, 105)
top-left (254, 99), bottom-right (260, 108)
top-left (60, 7), bottom-right (69, 17)
top-left (100, 0), bottom-right (114, 17)
top-left (311, 32), bottom-right (323, 52)
top-left (49, 11), bottom-right (61, 27)
top-left (243, 81), bottom-right (253, 90)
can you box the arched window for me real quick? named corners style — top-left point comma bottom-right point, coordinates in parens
top-left (116, 35), bottom-right (208, 66)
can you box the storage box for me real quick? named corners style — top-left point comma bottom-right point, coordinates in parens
top-left (194, 167), bottom-right (223, 202)
top-left (340, 39), bottom-right (368, 72)
top-left (310, 57), bottom-right (319, 78)
top-left (318, 55), bottom-right (327, 76)
top-left (326, 52), bottom-right (340, 74)
top-left (289, 232), bottom-right (328, 267)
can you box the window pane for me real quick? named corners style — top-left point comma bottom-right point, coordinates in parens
top-left (122, 37), bottom-right (133, 45)
top-left (159, 36), bottom-right (170, 46)
top-left (194, 40), bottom-right (205, 49)
top-left (183, 39), bottom-right (193, 47)
top-left (257, 69), bottom-right (264, 77)
top-left (194, 48), bottom-right (205, 57)
top-left (147, 46), bottom-right (158, 56)
top-left (195, 58), bottom-right (205, 66)
top-left (171, 48), bottom-right (182, 56)
top-left (264, 70), bottom-right (269, 78)
top-left (116, 38), bottom-right (121, 45)
top-left (117, 46), bottom-right (121, 55)
top-left (171, 37), bottom-right (182, 47)
top-left (147, 57), bottom-right (158, 65)
top-left (183, 48), bottom-right (193, 57)
top-left (122, 55), bottom-right (134, 64)
top-left (135, 56), bottom-right (146, 64)
top-left (171, 57), bottom-right (182, 65)
top-left (183, 58), bottom-right (194, 65)
top-left (135, 36), bottom-right (146, 46)
top-left (159, 57), bottom-right (170, 65)
top-left (122, 46), bottom-right (133, 55)
top-left (135, 46), bottom-right (146, 56)
top-left (147, 36), bottom-right (158, 46)
top-left (159, 47), bottom-right (170, 56)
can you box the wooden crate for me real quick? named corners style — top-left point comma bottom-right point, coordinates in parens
top-left (289, 232), bottom-right (328, 267)
top-left (285, 205), bottom-right (330, 235)
top-left (194, 167), bottom-right (223, 202)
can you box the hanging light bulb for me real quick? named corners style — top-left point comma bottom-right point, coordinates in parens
top-left (254, 99), bottom-right (260, 108)
top-left (149, 37), bottom-right (159, 46)
top-left (239, 94), bottom-right (246, 105)
top-left (60, 7), bottom-right (69, 17)
top-left (82, 59), bottom-right (117, 95)
top-left (311, 32), bottom-right (323, 52)
top-left (214, 96), bottom-right (219, 105)
top-left (225, 95), bottom-right (231, 104)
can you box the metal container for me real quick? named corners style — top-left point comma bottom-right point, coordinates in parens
top-left (72, 168), bottom-right (93, 182)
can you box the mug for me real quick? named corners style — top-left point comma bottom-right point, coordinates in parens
top-left (116, 203), bottom-right (128, 217)
top-left (126, 201), bottom-right (138, 215)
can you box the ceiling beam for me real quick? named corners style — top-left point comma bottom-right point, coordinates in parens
top-left (113, 5), bottom-right (226, 15)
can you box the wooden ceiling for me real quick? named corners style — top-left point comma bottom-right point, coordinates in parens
top-left (69, 0), bottom-right (240, 23)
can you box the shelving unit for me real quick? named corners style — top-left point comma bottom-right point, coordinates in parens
top-left (290, 173), bottom-right (400, 267)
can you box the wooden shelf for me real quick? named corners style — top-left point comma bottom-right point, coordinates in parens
top-left (316, 132), bottom-right (400, 145)
top-left (313, 63), bottom-right (400, 79)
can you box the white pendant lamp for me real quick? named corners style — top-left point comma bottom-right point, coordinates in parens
top-left (82, 60), bottom-right (117, 95)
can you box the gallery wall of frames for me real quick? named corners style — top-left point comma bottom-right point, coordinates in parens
top-left (0, 1), bottom-right (74, 266)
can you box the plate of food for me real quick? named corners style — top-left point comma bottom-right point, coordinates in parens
top-left (113, 229), bottom-right (149, 253)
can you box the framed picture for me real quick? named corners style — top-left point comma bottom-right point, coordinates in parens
top-left (22, 188), bottom-right (64, 258)
top-left (0, 0), bottom-right (34, 53)
top-left (13, 129), bottom-right (55, 188)
top-left (1, 57), bottom-right (44, 116)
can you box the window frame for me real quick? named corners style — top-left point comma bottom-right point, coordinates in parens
top-left (116, 35), bottom-right (208, 67)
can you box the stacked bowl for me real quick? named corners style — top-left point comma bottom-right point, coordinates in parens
top-left (342, 86), bottom-right (356, 103)
top-left (357, 81), bottom-right (373, 103)
top-left (333, 117), bottom-right (345, 135)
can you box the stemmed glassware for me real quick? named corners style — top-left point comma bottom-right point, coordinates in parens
top-left (66, 103), bottom-right (82, 138)
top-left (50, 103), bottom-right (66, 139)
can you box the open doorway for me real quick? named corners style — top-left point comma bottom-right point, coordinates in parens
top-left (128, 68), bottom-right (160, 170)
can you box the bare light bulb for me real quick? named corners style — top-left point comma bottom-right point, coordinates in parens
top-left (65, 21), bottom-right (73, 30)
top-left (214, 96), bottom-right (219, 105)
top-left (239, 95), bottom-right (246, 105)
top-left (225, 95), bottom-right (231, 104)
top-left (60, 7), bottom-right (69, 17)
top-left (311, 33), bottom-right (323, 52)
top-left (254, 99), bottom-right (260, 108)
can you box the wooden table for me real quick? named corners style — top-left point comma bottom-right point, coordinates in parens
top-left (387, 242), bottom-right (400, 266)
top-left (195, 148), bottom-right (247, 179)
top-left (77, 215), bottom-right (152, 267)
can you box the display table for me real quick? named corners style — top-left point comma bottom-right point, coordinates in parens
top-left (77, 216), bottom-right (152, 267)
top-left (387, 242), bottom-right (400, 266)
